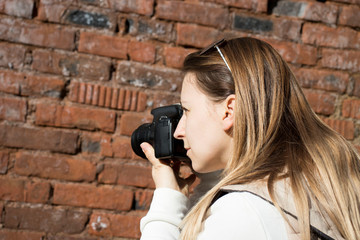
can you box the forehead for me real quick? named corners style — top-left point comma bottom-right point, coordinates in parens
top-left (181, 73), bottom-right (202, 101)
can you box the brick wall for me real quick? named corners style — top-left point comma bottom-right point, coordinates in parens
top-left (0, 0), bottom-right (359, 239)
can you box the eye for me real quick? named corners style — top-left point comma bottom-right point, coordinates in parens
top-left (181, 106), bottom-right (189, 113)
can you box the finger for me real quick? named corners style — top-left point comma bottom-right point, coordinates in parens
top-left (140, 142), bottom-right (162, 167)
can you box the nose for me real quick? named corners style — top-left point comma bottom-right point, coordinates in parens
top-left (174, 115), bottom-right (185, 140)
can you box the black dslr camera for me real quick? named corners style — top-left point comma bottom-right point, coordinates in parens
top-left (131, 104), bottom-right (188, 160)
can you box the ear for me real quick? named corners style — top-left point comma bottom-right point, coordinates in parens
top-left (222, 94), bottom-right (235, 131)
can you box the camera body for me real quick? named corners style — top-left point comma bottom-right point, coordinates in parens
top-left (131, 104), bottom-right (188, 160)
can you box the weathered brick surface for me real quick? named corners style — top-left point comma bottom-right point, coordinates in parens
top-left (79, 32), bottom-right (128, 59)
top-left (98, 162), bottom-right (154, 188)
top-left (0, 125), bottom-right (78, 154)
top-left (294, 68), bottom-right (349, 93)
top-left (0, 70), bottom-right (65, 97)
top-left (0, 0), bottom-right (359, 239)
top-left (0, 42), bottom-right (27, 69)
top-left (14, 151), bottom-right (96, 182)
top-left (302, 23), bottom-right (359, 48)
top-left (157, 0), bottom-right (229, 29)
top-left (4, 205), bottom-right (89, 233)
top-left (320, 48), bottom-right (360, 72)
top-left (272, 1), bottom-right (338, 24)
top-left (0, 0), bottom-right (35, 19)
top-left (35, 103), bottom-right (116, 132)
top-left (339, 5), bottom-right (360, 28)
top-left (68, 82), bottom-right (148, 111)
top-left (116, 61), bottom-right (184, 92)
top-left (53, 183), bottom-right (133, 210)
top-left (88, 212), bottom-right (142, 238)
top-left (176, 23), bottom-right (222, 48)
top-left (0, 229), bottom-right (45, 240)
top-left (108, 0), bottom-right (154, 16)
top-left (303, 89), bottom-right (337, 115)
top-left (0, 96), bottom-right (27, 122)
top-left (0, 151), bottom-right (9, 174)
top-left (216, 0), bottom-right (267, 12)
top-left (0, 177), bottom-right (50, 203)
top-left (32, 49), bottom-right (111, 80)
top-left (0, 15), bottom-right (75, 50)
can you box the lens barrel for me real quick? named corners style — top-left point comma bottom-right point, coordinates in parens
top-left (131, 123), bottom-right (154, 159)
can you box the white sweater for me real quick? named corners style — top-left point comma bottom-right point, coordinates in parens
top-left (140, 188), bottom-right (288, 239)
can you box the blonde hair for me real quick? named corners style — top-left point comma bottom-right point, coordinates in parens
top-left (181, 37), bottom-right (360, 239)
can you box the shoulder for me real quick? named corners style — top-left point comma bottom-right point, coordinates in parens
top-left (197, 192), bottom-right (288, 240)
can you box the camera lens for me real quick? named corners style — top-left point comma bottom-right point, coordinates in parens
top-left (131, 123), bottom-right (154, 158)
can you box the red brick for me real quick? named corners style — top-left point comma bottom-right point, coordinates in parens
top-left (164, 46), bottom-right (196, 69)
top-left (128, 41), bottom-right (156, 63)
top-left (79, 32), bottom-right (128, 59)
top-left (0, 96), bottom-right (27, 122)
top-left (273, 1), bottom-right (338, 24)
top-left (152, 92), bottom-right (181, 108)
top-left (0, 0), bottom-right (35, 18)
top-left (14, 152), bottom-right (96, 182)
top-left (32, 49), bottom-right (111, 80)
top-left (81, 132), bottom-right (102, 154)
top-left (53, 183), bottom-right (134, 210)
top-left (137, 91), bottom-right (148, 111)
top-left (293, 68), bottom-right (349, 93)
top-left (126, 17), bottom-right (174, 42)
top-left (98, 162), bottom-right (154, 188)
top-left (303, 89), bottom-right (337, 115)
top-left (352, 74), bottom-right (360, 97)
top-left (0, 177), bottom-right (50, 203)
top-left (0, 230), bottom-right (45, 240)
top-left (24, 181), bottom-right (50, 203)
top-left (135, 189), bottom-right (154, 210)
top-left (37, 0), bottom-right (71, 22)
top-left (176, 23), bottom-right (222, 48)
top-left (0, 69), bottom-right (65, 97)
top-left (266, 40), bottom-right (317, 65)
top-left (339, 5), bottom-right (360, 28)
top-left (342, 99), bottom-right (360, 120)
top-left (89, 212), bottom-right (141, 238)
top-left (0, 15), bottom-right (75, 50)
top-left (0, 177), bottom-right (24, 201)
top-left (302, 23), bottom-right (359, 48)
top-left (100, 134), bottom-right (113, 157)
top-left (0, 151), bottom-right (9, 174)
top-left (321, 48), bottom-right (360, 72)
top-left (108, 0), bottom-right (154, 16)
top-left (68, 82), bottom-right (148, 111)
top-left (119, 112), bottom-right (152, 136)
top-left (35, 103), bottom-right (116, 132)
top-left (4, 205), bottom-right (89, 233)
top-left (333, 0), bottom-right (360, 4)
top-left (157, 0), bottom-right (228, 29)
top-left (47, 235), bottom-right (97, 240)
top-left (215, 0), bottom-right (267, 12)
top-left (0, 124), bottom-right (79, 154)
top-left (0, 42), bottom-right (26, 69)
top-left (322, 118), bottom-right (355, 140)
top-left (112, 136), bottom-right (133, 159)
top-left (273, 18), bottom-right (302, 41)
top-left (116, 61), bottom-right (184, 91)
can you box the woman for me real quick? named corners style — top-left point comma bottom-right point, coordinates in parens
top-left (140, 37), bottom-right (360, 239)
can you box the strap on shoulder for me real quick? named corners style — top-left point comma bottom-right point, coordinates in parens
top-left (212, 190), bottom-right (335, 240)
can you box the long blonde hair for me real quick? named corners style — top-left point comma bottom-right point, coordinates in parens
top-left (181, 37), bottom-right (360, 239)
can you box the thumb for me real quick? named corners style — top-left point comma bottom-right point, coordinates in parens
top-left (140, 142), bottom-right (160, 166)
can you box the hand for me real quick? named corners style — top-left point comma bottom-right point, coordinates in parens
top-left (140, 142), bottom-right (196, 196)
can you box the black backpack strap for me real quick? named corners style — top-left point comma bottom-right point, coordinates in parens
top-left (212, 190), bottom-right (335, 240)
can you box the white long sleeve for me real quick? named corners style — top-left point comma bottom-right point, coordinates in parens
top-left (140, 189), bottom-right (288, 240)
top-left (140, 188), bottom-right (189, 240)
